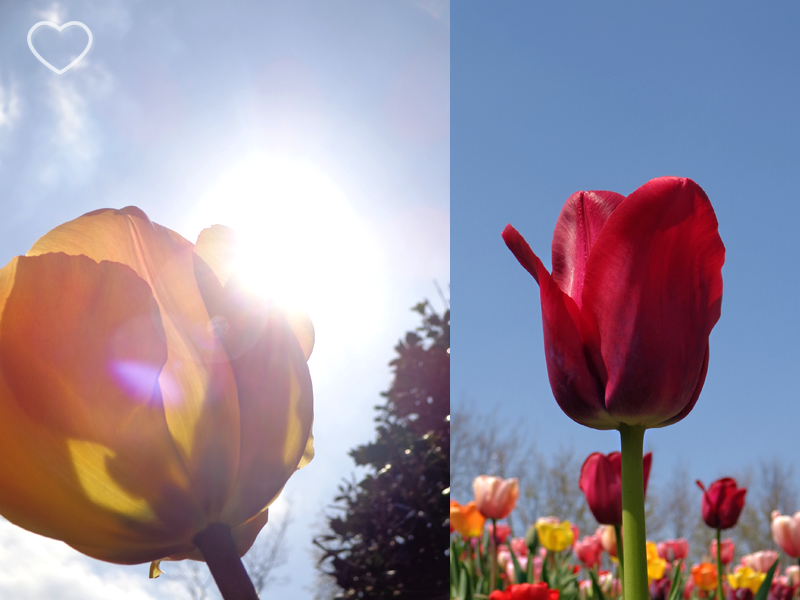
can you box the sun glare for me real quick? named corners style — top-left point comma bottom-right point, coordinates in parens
top-left (186, 154), bottom-right (387, 352)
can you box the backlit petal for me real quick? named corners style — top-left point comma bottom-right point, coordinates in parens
top-left (28, 207), bottom-right (241, 519)
top-left (0, 253), bottom-right (202, 561)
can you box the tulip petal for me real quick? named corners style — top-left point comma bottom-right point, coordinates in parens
top-left (0, 253), bottom-right (204, 561)
top-left (503, 225), bottom-right (615, 429)
top-left (551, 191), bottom-right (625, 307)
top-left (580, 177), bottom-right (725, 426)
top-left (28, 207), bottom-right (242, 519)
top-left (192, 229), bottom-right (313, 526)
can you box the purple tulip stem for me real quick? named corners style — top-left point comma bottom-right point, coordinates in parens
top-left (614, 523), bottom-right (625, 600)
top-left (715, 529), bottom-right (723, 600)
top-left (619, 424), bottom-right (648, 600)
top-left (193, 523), bottom-right (259, 600)
top-left (490, 517), bottom-right (498, 593)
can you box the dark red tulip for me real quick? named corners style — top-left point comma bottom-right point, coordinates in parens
top-left (503, 177), bottom-right (724, 429)
top-left (579, 451), bottom-right (652, 525)
top-left (489, 583), bottom-right (560, 600)
top-left (697, 478), bottom-right (747, 530)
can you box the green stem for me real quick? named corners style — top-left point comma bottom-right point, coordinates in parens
top-left (193, 523), bottom-right (259, 600)
top-left (716, 529), bottom-right (723, 600)
top-left (614, 523), bottom-right (625, 600)
top-left (490, 518), bottom-right (497, 593)
top-left (619, 425), bottom-right (648, 600)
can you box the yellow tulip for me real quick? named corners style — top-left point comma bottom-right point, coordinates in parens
top-left (450, 500), bottom-right (485, 538)
top-left (535, 517), bottom-right (574, 552)
top-left (646, 541), bottom-right (667, 582)
top-left (0, 208), bottom-right (314, 569)
top-left (728, 566), bottom-right (767, 594)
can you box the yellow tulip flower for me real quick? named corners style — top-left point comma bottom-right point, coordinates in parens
top-left (0, 208), bottom-right (314, 571)
top-left (535, 517), bottom-right (574, 552)
top-left (646, 541), bottom-right (667, 582)
top-left (728, 566), bottom-right (767, 594)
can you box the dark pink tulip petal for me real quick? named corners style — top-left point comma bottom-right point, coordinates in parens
top-left (579, 451), bottom-right (652, 525)
top-left (551, 191), bottom-right (625, 307)
top-left (503, 225), bottom-right (615, 429)
top-left (580, 177), bottom-right (725, 427)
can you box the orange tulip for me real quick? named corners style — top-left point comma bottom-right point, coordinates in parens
top-left (450, 501), bottom-right (485, 538)
top-left (692, 563), bottom-right (719, 592)
top-left (0, 208), bottom-right (314, 569)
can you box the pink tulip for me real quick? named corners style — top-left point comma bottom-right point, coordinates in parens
top-left (784, 565), bottom-right (799, 587)
top-left (771, 511), bottom-right (800, 558)
top-left (710, 538), bottom-right (735, 565)
top-left (510, 536), bottom-right (529, 557)
top-left (658, 538), bottom-right (690, 562)
top-left (473, 476), bottom-right (519, 520)
top-left (488, 522), bottom-right (512, 544)
top-left (574, 534), bottom-right (604, 568)
top-left (597, 525), bottom-right (618, 558)
top-left (741, 550), bottom-right (779, 574)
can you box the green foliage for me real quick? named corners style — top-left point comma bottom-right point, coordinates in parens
top-left (315, 301), bottom-right (450, 599)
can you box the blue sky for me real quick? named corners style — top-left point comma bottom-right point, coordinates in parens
top-left (452, 1), bottom-right (799, 514)
top-left (0, 1), bottom-right (449, 598)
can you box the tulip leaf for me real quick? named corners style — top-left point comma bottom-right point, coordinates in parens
top-left (510, 546), bottom-right (527, 584)
top-left (542, 551), bottom-right (551, 587)
top-left (666, 560), bottom-right (685, 600)
top-left (451, 539), bottom-right (460, 596)
top-left (753, 558), bottom-right (779, 600)
top-left (589, 568), bottom-right (607, 600)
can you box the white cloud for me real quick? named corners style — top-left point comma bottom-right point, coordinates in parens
top-left (0, 519), bottom-right (186, 600)
top-left (0, 77), bottom-right (21, 132)
top-left (34, 2), bottom-right (67, 24)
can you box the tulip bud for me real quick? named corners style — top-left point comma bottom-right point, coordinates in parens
top-left (696, 478), bottom-right (747, 530)
top-left (659, 538), bottom-right (690, 562)
top-left (710, 538), bottom-right (735, 565)
top-left (771, 511), bottom-right (800, 558)
top-left (473, 475), bottom-right (519, 520)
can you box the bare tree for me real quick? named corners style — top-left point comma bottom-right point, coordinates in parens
top-left (171, 561), bottom-right (212, 600)
top-left (243, 507), bottom-right (293, 594)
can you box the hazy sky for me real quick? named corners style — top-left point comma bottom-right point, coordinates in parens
top-left (0, 1), bottom-right (449, 598)
top-left (453, 0), bottom-right (799, 524)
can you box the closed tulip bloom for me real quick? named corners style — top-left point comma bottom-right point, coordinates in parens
top-left (771, 511), bottom-right (800, 558)
top-left (574, 534), bottom-right (604, 568)
top-left (784, 565), bottom-right (800, 587)
top-left (650, 575), bottom-right (672, 600)
top-left (697, 478), bottom-right (747, 530)
top-left (489, 522), bottom-right (513, 544)
top-left (536, 517), bottom-right (575, 553)
top-left (579, 451), bottom-right (652, 525)
top-left (767, 580), bottom-right (796, 600)
top-left (489, 582), bottom-right (560, 600)
top-left (710, 539), bottom-right (735, 565)
top-left (741, 551), bottom-right (779, 574)
top-left (474, 476), bottom-right (519, 520)
top-left (450, 500), bottom-right (485, 539)
top-left (503, 177), bottom-right (724, 429)
top-left (0, 208), bottom-right (314, 568)
top-left (728, 566), bottom-right (767, 594)
top-left (659, 539), bottom-right (690, 562)
top-left (693, 563), bottom-right (719, 592)
top-left (597, 525), bottom-right (618, 558)
top-left (647, 541), bottom-right (667, 582)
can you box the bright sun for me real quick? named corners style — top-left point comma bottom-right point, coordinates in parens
top-left (185, 154), bottom-right (387, 352)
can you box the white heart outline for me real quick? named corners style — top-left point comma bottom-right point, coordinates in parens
top-left (27, 21), bottom-right (93, 75)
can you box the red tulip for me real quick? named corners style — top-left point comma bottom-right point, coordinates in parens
top-left (659, 539), bottom-right (690, 562)
top-left (579, 451), bottom-right (652, 525)
top-left (710, 538), bottom-right (734, 564)
top-left (574, 534), bottom-right (604, 568)
top-left (489, 522), bottom-right (513, 544)
top-left (696, 478), bottom-right (747, 530)
top-left (502, 177), bottom-right (724, 429)
top-left (489, 582), bottom-right (559, 600)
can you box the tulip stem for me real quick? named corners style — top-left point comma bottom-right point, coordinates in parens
top-left (715, 529), bottom-right (723, 600)
top-left (490, 518), bottom-right (497, 593)
top-left (193, 523), bottom-right (259, 600)
top-left (619, 425), bottom-right (648, 600)
top-left (614, 524), bottom-right (625, 600)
